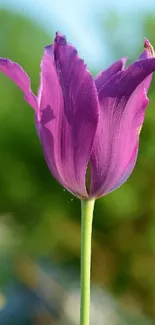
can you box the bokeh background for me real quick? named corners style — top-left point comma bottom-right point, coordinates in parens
top-left (0, 0), bottom-right (155, 324)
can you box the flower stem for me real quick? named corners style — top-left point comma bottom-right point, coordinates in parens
top-left (80, 199), bottom-right (95, 325)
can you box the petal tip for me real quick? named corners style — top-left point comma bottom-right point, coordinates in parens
top-left (121, 57), bottom-right (128, 69)
top-left (44, 44), bottom-right (52, 54)
top-left (55, 32), bottom-right (67, 45)
top-left (144, 37), bottom-right (155, 57)
top-left (0, 58), bottom-right (8, 66)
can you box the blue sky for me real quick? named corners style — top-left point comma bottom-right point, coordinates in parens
top-left (0, 0), bottom-right (155, 70)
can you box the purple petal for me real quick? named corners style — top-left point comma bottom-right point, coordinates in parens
top-left (95, 58), bottom-right (126, 93)
top-left (0, 58), bottom-right (38, 111)
top-left (38, 33), bottom-right (99, 198)
top-left (108, 144), bottom-right (138, 193)
top-left (90, 57), bottom-right (155, 198)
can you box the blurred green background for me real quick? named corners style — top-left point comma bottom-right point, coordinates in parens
top-left (0, 1), bottom-right (155, 325)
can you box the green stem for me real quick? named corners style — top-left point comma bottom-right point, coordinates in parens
top-left (80, 199), bottom-right (95, 325)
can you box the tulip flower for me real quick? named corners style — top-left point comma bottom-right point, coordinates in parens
top-left (0, 33), bottom-right (154, 325)
top-left (0, 34), bottom-right (154, 199)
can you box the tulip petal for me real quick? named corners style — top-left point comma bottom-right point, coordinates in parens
top-left (0, 58), bottom-right (37, 111)
top-left (95, 58), bottom-right (126, 92)
top-left (90, 57), bottom-right (155, 198)
top-left (38, 33), bottom-right (99, 198)
top-left (108, 144), bottom-right (138, 193)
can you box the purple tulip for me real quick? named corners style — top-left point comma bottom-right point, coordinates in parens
top-left (0, 33), bottom-right (155, 199)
